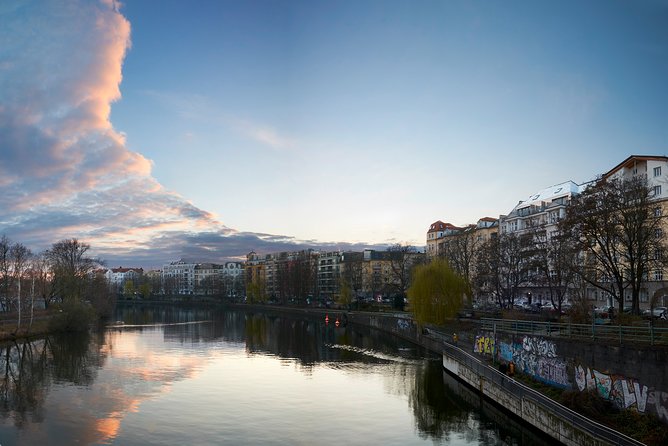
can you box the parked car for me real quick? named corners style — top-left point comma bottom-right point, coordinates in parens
top-left (643, 306), bottom-right (667, 318)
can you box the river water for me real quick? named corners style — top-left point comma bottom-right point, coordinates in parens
top-left (0, 305), bottom-right (555, 445)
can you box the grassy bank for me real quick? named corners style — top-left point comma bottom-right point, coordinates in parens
top-left (0, 310), bottom-right (56, 342)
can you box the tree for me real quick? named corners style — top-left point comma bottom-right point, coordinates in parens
top-left (439, 227), bottom-right (477, 298)
top-left (0, 235), bottom-right (11, 311)
top-left (341, 252), bottom-right (364, 307)
top-left (46, 239), bottom-right (96, 304)
top-left (338, 279), bottom-right (353, 309)
top-left (123, 280), bottom-right (135, 298)
top-left (32, 251), bottom-right (54, 310)
top-left (10, 243), bottom-right (31, 330)
top-left (476, 232), bottom-right (533, 308)
top-left (408, 260), bottom-right (467, 326)
top-left (531, 227), bottom-right (580, 313)
top-left (561, 176), bottom-right (668, 314)
top-left (387, 244), bottom-right (424, 302)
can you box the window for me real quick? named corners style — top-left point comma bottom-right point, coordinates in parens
top-left (654, 166), bottom-right (662, 177)
top-left (655, 207), bottom-right (663, 217)
top-left (655, 270), bottom-right (664, 281)
top-left (640, 289), bottom-right (649, 303)
top-left (654, 185), bottom-right (662, 197)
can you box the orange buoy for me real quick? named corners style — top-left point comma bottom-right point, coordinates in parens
top-left (335, 318), bottom-right (340, 327)
top-left (325, 314), bottom-right (329, 324)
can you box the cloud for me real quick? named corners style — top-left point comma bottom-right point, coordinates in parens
top-left (0, 0), bottom-right (381, 268)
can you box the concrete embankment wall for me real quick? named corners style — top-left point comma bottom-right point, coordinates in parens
top-left (442, 345), bottom-right (642, 446)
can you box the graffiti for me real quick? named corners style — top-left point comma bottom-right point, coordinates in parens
top-left (649, 391), bottom-right (668, 421)
top-left (495, 336), bottom-right (569, 388)
top-left (522, 336), bottom-right (557, 358)
top-left (397, 319), bottom-right (410, 331)
top-left (474, 335), bottom-right (495, 355)
top-left (499, 343), bottom-right (514, 362)
top-left (574, 365), bottom-right (667, 423)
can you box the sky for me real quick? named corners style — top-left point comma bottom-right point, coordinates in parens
top-left (1, 0), bottom-right (667, 268)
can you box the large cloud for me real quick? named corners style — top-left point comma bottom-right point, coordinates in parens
top-left (0, 0), bottom-right (381, 267)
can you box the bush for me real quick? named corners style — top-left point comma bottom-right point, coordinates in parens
top-left (48, 301), bottom-right (95, 332)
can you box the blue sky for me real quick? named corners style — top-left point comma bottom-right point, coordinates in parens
top-left (1, 0), bottom-right (667, 267)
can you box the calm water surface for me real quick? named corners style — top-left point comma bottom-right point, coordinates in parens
top-left (0, 305), bottom-right (553, 445)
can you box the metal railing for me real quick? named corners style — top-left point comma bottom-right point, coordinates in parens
top-left (442, 342), bottom-right (645, 446)
top-left (478, 318), bottom-right (668, 345)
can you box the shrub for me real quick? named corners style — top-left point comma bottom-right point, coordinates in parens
top-left (48, 301), bottom-right (95, 332)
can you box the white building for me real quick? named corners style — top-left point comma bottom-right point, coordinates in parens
top-left (162, 259), bottom-right (198, 294)
top-left (500, 180), bottom-right (583, 237)
top-left (105, 267), bottom-right (143, 288)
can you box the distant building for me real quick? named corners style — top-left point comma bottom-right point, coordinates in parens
top-left (105, 267), bottom-right (143, 288)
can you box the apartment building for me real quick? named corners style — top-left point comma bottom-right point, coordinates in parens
top-left (318, 251), bottom-right (343, 300)
top-left (500, 180), bottom-right (582, 237)
top-left (426, 221), bottom-right (463, 259)
top-left (595, 155), bottom-right (668, 308)
top-left (105, 267), bottom-right (143, 288)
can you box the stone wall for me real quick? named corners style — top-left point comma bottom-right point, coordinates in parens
top-left (473, 330), bottom-right (668, 425)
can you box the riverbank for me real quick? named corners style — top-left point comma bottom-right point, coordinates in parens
top-left (0, 310), bottom-right (55, 342)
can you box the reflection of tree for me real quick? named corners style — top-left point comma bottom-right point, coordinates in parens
top-left (0, 331), bottom-right (108, 429)
top-left (0, 339), bottom-right (50, 427)
top-left (410, 361), bottom-right (472, 442)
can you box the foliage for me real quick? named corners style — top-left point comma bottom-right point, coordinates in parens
top-left (48, 301), bottom-right (95, 332)
top-left (123, 280), bottom-right (135, 297)
top-left (338, 279), bottom-right (353, 308)
top-left (138, 283), bottom-right (151, 299)
top-left (407, 260), bottom-right (467, 326)
top-left (246, 278), bottom-right (267, 304)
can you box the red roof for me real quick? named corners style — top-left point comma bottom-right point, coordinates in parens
top-left (428, 221), bottom-right (460, 232)
top-left (111, 267), bottom-right (143, 273)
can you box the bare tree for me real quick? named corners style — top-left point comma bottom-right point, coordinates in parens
top-left (10, 243), bottom-right (31, 330)
top-left (476, 232), bottom-right (533, 308)
top-left (531, 227), bottom-right (580, 313)
top-left (0, 235), bottom-right (11, 312)
top-left (387, 244), bottom-right (424, 308)
top-left (342, 252), bottom-right (364, 306)
top-left (46, 239), bottom-right (96, 304)
top-left (561, 176), bottom-right (667, 314)
top-left (439, 227), bottom-right (477, 298)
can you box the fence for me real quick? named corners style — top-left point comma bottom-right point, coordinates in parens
top-left (478, 317), bottom-right (668, 345)
top-left (442, 341), bottom-right (645, 446)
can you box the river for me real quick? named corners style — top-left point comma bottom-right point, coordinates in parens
top-left (0, 304), bottom-right (556, 445)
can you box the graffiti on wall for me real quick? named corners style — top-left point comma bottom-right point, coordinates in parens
top-left (474, 335), bottom-right (495, 355)
top-left (575, 365), bottom-right (668, 423)
top-left (495, 336), bottom-right (569, 388)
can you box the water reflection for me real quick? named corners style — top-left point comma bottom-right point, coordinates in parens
top-left (0, 305), bottom-right (553, 445)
